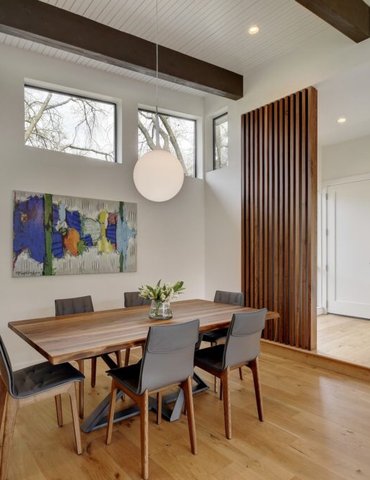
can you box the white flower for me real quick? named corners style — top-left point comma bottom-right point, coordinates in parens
top-left (138, 280), bottom-right (185, 302)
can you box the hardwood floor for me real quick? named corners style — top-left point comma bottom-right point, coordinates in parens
top-left (7, 347), bottom-right (370, 479)
top-left (317, 314), bottom-right (370, 367)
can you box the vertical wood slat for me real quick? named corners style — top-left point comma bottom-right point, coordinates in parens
top-left (289, 93), bottom-right (296, 346)
top-left (277, 99), bottom-right (284, 343)
top-left (258, 108), bottom-right (264, 310)
top-left (308, 87), bottom-right (318, 350)
top-left (268, 103), bottom-right (274, 340)
top-left (283, 96), bottom-right (290, 345)
top-left (254, 110), bottom-right (258, 308)
top-left (301, 89), bottom-right (308, 348)
top-left (241, 114), bottom-right (247, 302)
top-left (241, 87), bottom-right (317, 350)
top-left (250, 110), bottom-right (255, 305)
top-left (294, 91), bottom-right (301, 347)
top-left (263, 106), bottom-right (268, 328)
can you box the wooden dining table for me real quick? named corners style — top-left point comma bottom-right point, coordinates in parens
top-left (9, 299), bottom-right (279, 431)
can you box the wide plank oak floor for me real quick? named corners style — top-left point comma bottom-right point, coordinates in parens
top-left (8, 348), bottom-right (370, 480)
top-left (317, 314), bottom-right (370, 367)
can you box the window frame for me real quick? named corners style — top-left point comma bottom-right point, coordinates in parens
top-left (212, 112), bottom-right (229, 170)
top-left (138, 107), bottom-right (198, 178)
top-left (24, 83), bottom-right (118, 163)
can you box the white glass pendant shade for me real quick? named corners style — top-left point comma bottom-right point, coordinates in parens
top-left (133, 149), bottom-right (185, 202)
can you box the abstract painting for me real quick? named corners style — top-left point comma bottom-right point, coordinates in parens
top-left (13, 191), bottom-right (137, 276)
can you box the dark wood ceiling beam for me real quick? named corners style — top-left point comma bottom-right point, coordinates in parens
top-left (0, 0), bottom-right (243, 100)
top-left (295, 0), bottom-right (370, 43)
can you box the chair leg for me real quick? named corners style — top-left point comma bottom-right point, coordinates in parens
top-left (221, 369), bottom-right (232, 439)
top-left (211, 342), bottom-right (217, 393)
top-left (0, 395), bottom-right (18, 480)
top-left (55, 394), bottom-right (63, 427)
top-left (239, 367), bottom-right (244, 380)
top-left (68, 383), bottom-right (82, 454)
top-left (250, 358), bottom-right (264, 421)
top-left (139, 391), bottom-right (149, 480)
top-left (77, 360), bottom-right (85, 419)
top-left (106, 383), bottom-right (118, 445)
top-left (156, 392), bottom-right (162, 425)
top-left (182, 376), bottom-right (197, 455)
top-left (91, 357), bottom-right (97, 388)
top-left (137, 390), bottom-right (149, 480)
top-left (274, 318), bottom-right (279, 342)
top-left (116, 350), bottom-right (123, 367)
top-left (0, 377), bottom-right (8, 449)
top-left (124, 347), bottom-right (131, 366)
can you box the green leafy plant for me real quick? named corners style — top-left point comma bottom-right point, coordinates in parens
top-left (138, 280), bottom-right (185, 302)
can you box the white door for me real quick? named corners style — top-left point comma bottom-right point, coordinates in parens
top-left (327, 178), bottom-right (370, 318)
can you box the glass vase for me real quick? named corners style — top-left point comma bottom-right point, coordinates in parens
top-left (149, 299), bottom-right (173, 320)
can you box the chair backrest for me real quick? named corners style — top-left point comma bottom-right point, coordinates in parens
top-left (124, 291), bottom-right (151, 308)
top-left (138, 319), bottom-right (199, 394)
top-left (222, 309), bottom-right (266, 369)
top-left (0, 336), bottom-right (14, 396)
top-left (55, 295), bottom-right (94, 316)
top-left (214, 290), bottom-right (244, 306)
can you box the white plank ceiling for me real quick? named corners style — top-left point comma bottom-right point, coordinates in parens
top-left (0, 0), bottom-right (349, 96)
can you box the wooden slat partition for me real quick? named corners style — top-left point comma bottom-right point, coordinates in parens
top-left (241, 87), bottom-right (317, 349)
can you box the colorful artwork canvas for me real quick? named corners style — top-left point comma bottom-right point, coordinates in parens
top-left (13, 191), bottom-right (137, 276)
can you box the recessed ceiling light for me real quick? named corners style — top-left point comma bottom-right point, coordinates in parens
top-left (337, 117), bottom-right (347, 124)
top-left (248, 25), bottom-right (259, 35)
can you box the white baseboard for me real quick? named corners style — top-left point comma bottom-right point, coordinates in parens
top-left (317, 307), bottom-right (326, 316)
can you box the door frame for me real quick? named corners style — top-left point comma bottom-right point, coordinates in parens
top-left (320, 172), bottom-right (370, 315)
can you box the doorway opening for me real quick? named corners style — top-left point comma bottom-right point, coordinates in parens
top-left (316, 63), bottom-right (370, 368)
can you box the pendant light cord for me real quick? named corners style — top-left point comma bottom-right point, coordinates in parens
top-left (155, 0), bottom-right (160, 148)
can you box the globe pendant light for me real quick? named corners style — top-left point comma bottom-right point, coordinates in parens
top-left (133, 0), bottom-right (184, 202)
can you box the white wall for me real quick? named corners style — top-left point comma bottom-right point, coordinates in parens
top-left (204, 101), bottom-right (241, 299)
top-left (0, 44), bottom-right (205, 367)
top-left (322, 134), bottom-right (370, 181)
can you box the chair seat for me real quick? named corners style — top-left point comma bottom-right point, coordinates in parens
top-left (13, 361), bottom-right (84, 399)
top-left (194, 344), bottom-right (225, 373)
top-left (202, 328), bottom-right (228, 343)
top-left (107, 361), bottom-right (142, 394)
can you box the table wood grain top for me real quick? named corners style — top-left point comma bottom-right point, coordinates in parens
top-left (9, 299), bottom-right (279, 365)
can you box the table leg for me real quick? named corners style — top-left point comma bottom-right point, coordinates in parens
top-left (81, 353), bottom-right (133, 433)
top-left (100, 353), bottom-right (119, 369)
top-left (80, 359), bottom-right (209, 431)
top-left (86, 366), bottom-right (210, 433)
top-left (155, 373), bottom-right (209, 422)
top-left (80, 390), bottom-right (139, 433)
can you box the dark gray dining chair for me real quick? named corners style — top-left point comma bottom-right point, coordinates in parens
top-left (55, 295), bottom-right (95, 316)
top-left (123, 291), bottom-right (151, 365)
top-left (201, 290), bottom-right (244, 389)
top-left (55, 295), bottom-right (122, 418)
top-left (0, 336), bottom-right (84, 480)
top-left (194, 309), bottom-right (266, 439)
top-left (124, 291), bottom-right (151, 308)
top-left (202, 291), bottom-right (244, 344)
top-left (106, 319), bottom-right (199, 480)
